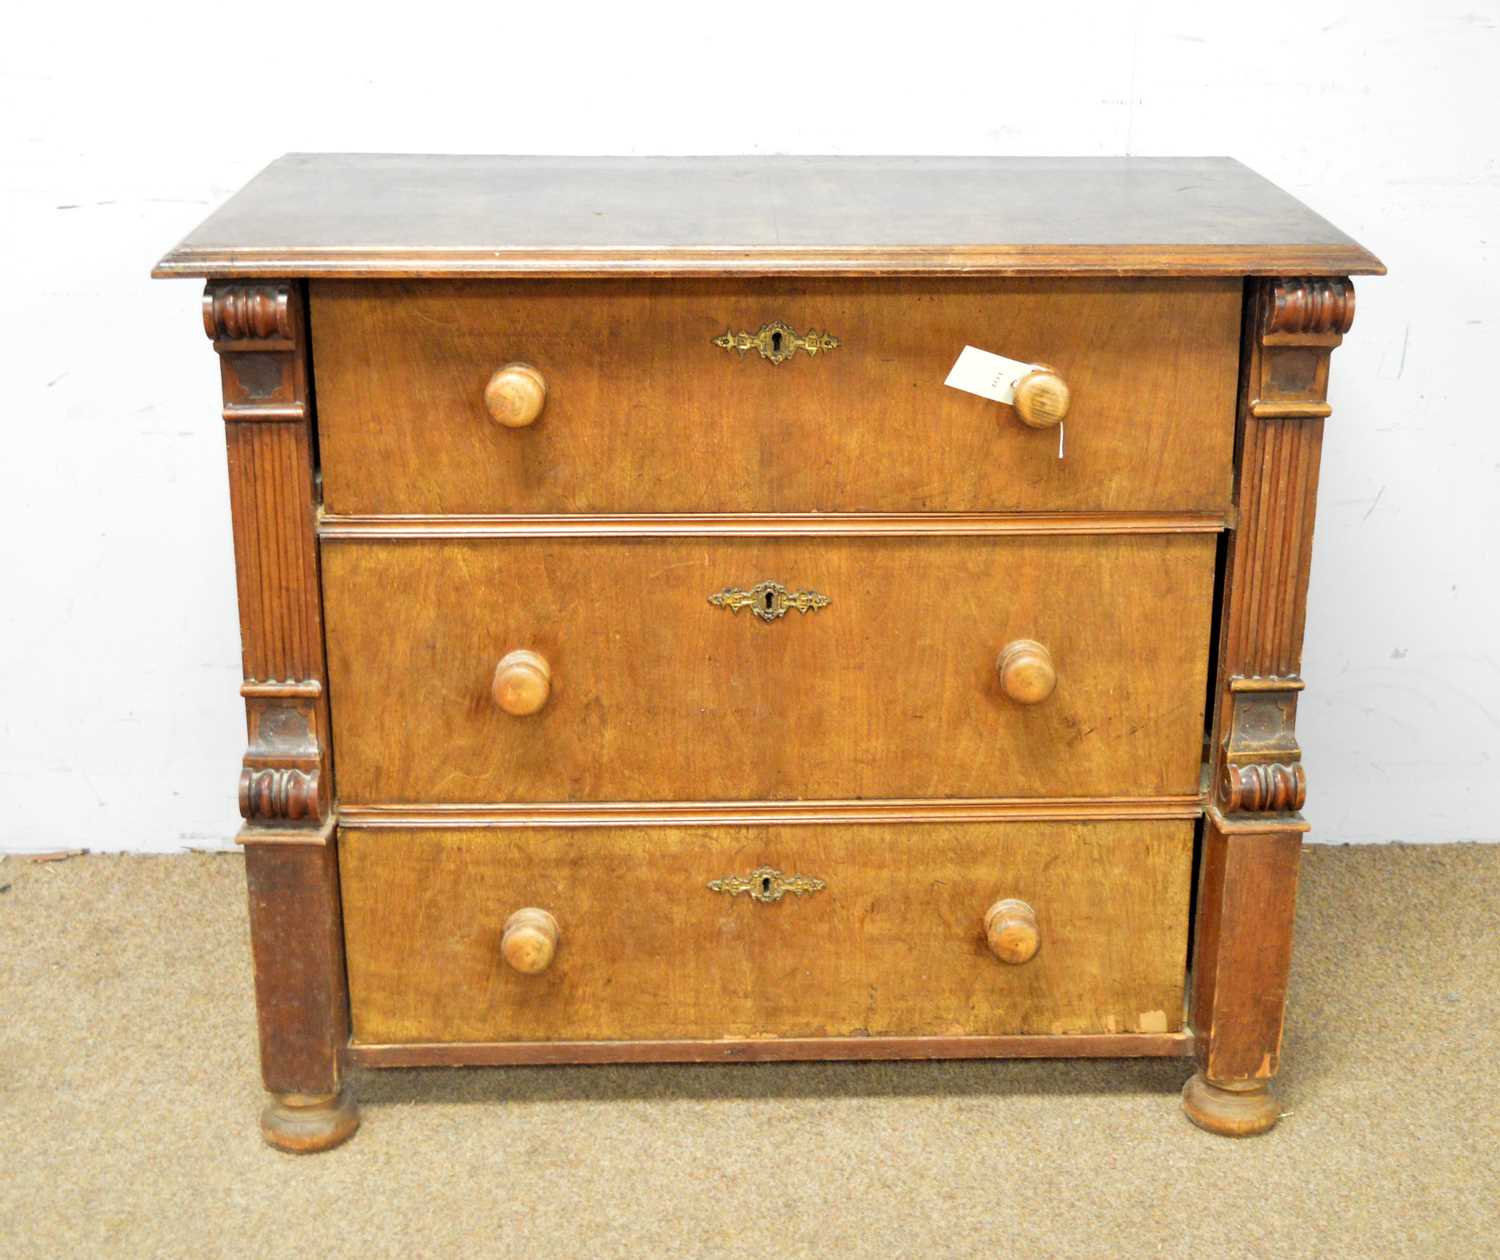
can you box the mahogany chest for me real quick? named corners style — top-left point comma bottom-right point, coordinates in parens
top-left (155, 155), bottom-right (1383, 1150)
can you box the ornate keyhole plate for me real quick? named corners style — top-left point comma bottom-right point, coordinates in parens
top-left (708, 866), bottom-right (827, 903)
top-left (709, 581), bottom-right (830, 622)
top-left (712, 319), bottom-right (841, 364)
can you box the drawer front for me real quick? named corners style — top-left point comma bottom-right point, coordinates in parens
top-left (341, 820), bottom-right (1193, 1044)
top-left (310, 278), bottom-right (1240, 515)
top-left (322, 533), bottom-right (1216, 802)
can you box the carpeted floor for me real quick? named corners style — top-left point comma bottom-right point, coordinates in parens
top-left (2, 844), bottom-right (1496, 1258)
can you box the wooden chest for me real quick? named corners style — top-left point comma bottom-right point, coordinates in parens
top-left (155, 155), bottom-right (1382, 1151)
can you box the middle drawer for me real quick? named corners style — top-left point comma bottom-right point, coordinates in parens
top-left (321, 532), bottom-right (1216, 803)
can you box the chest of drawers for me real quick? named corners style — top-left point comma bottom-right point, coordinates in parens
top-left (155, 155), bottom-right (1382, 1151)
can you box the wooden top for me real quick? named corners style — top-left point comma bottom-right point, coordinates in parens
top-left (154, 154), bottom-right (1384, 279)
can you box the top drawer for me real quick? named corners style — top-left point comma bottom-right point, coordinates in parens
top-left (310, 278), bottom-right (1241, 516)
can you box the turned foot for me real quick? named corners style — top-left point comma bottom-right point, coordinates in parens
top-left (260, 1086), bottom-right (359, 1153)
top-left (1181, 1071), bottom-right (1282, 1137)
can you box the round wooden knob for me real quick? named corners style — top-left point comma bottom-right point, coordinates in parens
top-left (996, 639), bottom-right (1056, 704)
top-left (484, 362), bottom-right (547, 428)
top-left (985, 898), bottom-right (1039, 965)
top-left (502, 907), bottom-right (559, 974)
top-left (1013, 367), bottom-right (1070, 429)
top-left (492, 649), bottom-right (551, 715)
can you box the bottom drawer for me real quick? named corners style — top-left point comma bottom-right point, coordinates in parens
top-left (340, 820), bottom-right (1193, 1045)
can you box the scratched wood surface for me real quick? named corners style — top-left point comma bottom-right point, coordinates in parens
top-left (320, 533), bottom-right (1218, 803)
top-left (339, 819), bottom-right (1194, 1043)
top-left (309, 277), bottom-right (1242, 515)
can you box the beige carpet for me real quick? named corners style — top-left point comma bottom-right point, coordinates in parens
top-left (2, 844), bottom-right (1496, 1258)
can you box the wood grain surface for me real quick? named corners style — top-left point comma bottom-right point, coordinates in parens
top-left (153, 155), bottom-right (1385, 278)
top-left (1191, 812), bottom-right (1304, 1083)
top-left (242, 821), bottom-right (350, 1098)
top-left (310, 277), bottom-right (1241, 515)
top-left (320, 533), bottom-right (1218, 803)
top-left (339, 819), bottom-right (1194, 1043)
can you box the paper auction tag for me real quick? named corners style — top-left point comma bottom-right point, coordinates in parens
top-left (943, 346), bottom-right (1041, 405)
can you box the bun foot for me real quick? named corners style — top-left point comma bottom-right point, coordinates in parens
top-left (260, 1086), bottom-right (360, 1153)
top-left (1181, 1072), bottom-right (1283, 1137)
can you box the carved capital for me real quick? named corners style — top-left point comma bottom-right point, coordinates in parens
top-left (203, 284), bottom-right (294, 342)
top-left (1220, 762), bottom-right (1307, 814)
top-left (240, 768), bottom-right (322, 822)
top-left (239, 693), bottom-right (326, 826)
top-left (1215, 677), bottom-right (1306, 817)
top-left (1250, 276), bottom-right (1355, 420)
top-left (205, 282), bottom-right (307, 421)
top-left (1264, 277), bottom-right (1356, 339)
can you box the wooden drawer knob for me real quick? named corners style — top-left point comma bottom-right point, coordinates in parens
top-left (996, 639), bottom-right (1056, 704)
top-left (484, 362), bottom-right (547, 428)
top-left (502, 907), bottom-right (559, 974)
top-left (985, 898), bottom-right (1039, 965)
top-left (1013, 367), bottom-right (1070, 429)
top-left (492, 649), bottom-right (551, 715)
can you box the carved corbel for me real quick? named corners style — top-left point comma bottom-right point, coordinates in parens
top-left (206, 282), bottom-right (332, 827)
top-left (238, 682), bottom-right (324, 822)
top-left (1205, 276), bottom-right (1355, 823)
top-left (1249, 276), bottom-right (1355, 419)
top-left (1216, 677), bottom-right (1307, 816)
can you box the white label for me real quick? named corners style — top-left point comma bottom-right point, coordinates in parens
top-left (943, 346), bottom-right (1041, 405)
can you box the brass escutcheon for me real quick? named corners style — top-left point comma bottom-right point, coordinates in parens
top-left (708, 866), bottom-right (826, 904)
top-left (713, 319), bottom-right (840, 365)
top-left (710, 581), bottom-right (830, 623)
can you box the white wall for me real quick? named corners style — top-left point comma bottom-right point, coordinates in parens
top-left (2, 1), bottom-right (1496, 851)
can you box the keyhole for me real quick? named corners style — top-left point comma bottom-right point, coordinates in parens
top-left (761, 876), bottom-right (773, 894)
top-left (764, 590), bottom-right (776, 612)
top-left (770, 330), bottom-right (783, 354)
